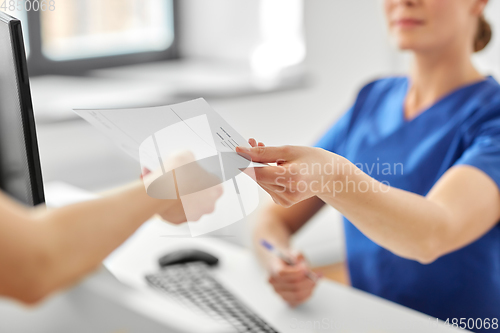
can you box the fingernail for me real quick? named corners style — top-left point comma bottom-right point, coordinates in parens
top-left (237, 147), bottom-right (250, 153)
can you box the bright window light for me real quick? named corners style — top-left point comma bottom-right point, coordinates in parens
top-left (251, 0), bottom-right (306, 80)
top-left (40, 0), bottom-right (174, 60)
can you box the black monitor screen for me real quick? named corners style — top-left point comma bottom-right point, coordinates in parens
top-left (0, 12), bottom-right (44, 206)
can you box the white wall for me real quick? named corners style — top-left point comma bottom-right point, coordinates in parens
top-left (178, 0), bottom-right (262, 61)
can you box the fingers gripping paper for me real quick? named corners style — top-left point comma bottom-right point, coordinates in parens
top-left (74, 98), bottom-right (263, 237)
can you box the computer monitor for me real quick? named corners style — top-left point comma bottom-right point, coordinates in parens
top-left (0, 12), bottom-right (44, 206)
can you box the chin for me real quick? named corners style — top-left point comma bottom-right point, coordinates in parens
top-left (392, 33), bottom-right (437, 53)
top-left (396, 40), bottom-right (441, 53)
top-left (396, 42), bottom-right (417, 51)
top-left (393, 36), bottom-right (427, 52)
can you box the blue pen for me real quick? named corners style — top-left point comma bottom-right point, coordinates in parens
top-left (260, 239), bottom-right (320, 282)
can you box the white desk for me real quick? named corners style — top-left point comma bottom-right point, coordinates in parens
top-left (105, 217), bottom-right (461, 333)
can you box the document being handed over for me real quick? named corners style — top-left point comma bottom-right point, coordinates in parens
top-left (74, 98), bottom-right (265, 236)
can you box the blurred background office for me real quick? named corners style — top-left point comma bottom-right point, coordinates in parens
top-left (2, 0), bottom-right (500, 271)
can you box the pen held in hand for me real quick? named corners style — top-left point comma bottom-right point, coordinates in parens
top-left (260, 239), bottom-right (320, 282)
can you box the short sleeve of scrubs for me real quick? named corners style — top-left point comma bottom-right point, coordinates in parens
top-left (454, 115), bottom-right (500, 191)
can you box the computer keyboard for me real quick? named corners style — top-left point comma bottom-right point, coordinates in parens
top-left (145, 262), bottom-right (279, 333)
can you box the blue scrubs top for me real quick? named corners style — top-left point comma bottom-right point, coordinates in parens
top-left (316, 77), bottom-right (500, 324)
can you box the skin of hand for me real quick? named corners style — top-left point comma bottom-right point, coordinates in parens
top-left (267, 250), bottom-right (318, 307)
top-left (237, 140), bottom-right (344, 208)
top-left (142, 150), bottom-right (224, 223)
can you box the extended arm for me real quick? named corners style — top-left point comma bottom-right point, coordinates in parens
top-left (239, 145), bottom-right (500, 264)
top-left (0, 181), bottom-right (174, 304)
top-left (0, 156), bottom-right (223, 305)
top-left (321, 162), bottom-right (500, 263)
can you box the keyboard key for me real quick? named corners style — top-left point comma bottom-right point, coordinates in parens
top-left (146, 262), bottom-right (279, 333)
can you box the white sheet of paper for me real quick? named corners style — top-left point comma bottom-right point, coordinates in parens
top-left (74, 98), bottom-right (265, 237)
top-left (74, 98), bottom-right (267, 170)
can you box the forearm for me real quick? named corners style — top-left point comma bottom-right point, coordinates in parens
top-left (241, 145), bottom-right (500, 265)
top-left (31, 181), bottom-right (169, 299)
top-left (319, 162), bottom-right (453, 263)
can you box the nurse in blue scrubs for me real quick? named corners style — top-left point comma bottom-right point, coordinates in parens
top-left (239, 0), bottom-right (500, 328)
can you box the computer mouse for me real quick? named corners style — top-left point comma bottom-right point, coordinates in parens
top-left (158, 249), bottom-right (219, 267)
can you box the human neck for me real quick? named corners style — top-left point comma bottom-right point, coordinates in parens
top-left (404, 44), bottom-right (484, 120)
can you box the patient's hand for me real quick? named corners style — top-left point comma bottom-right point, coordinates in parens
top-left (156, 184), bottom-right (223, 224)
top-left (142, 151), bottom-right (224, 224)
top-left (268, 252), bottom-right (317, 307)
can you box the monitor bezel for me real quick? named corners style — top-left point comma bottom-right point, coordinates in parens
top-left (0, 12), bottom-right (45, 205)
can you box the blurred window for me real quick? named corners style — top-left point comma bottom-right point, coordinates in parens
top-left (41, 0), bottom-right (174, 60)
top-left (2, 0), bottom-right (177, 75)
top-left (251, 0), bottom-right (305, 80)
